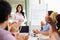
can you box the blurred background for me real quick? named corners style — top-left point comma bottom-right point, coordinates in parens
top-left (5, 0), bottom-right (60, 32)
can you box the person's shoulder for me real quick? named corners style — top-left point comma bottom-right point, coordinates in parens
top-left (51, 32), bottom-right (60, 40)
top-left (0, 29), bottom-right (9, 35)
top-left (0, 29), bottom-right (16, 40)
top-left (3, 33), bottom-right (16, 40)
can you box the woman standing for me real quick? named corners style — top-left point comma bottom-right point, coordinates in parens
top-left (13, 4), bottom-right (26, 26)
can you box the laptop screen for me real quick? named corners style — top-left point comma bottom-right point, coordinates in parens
top-left (19, 26), bottom-right (29, 33)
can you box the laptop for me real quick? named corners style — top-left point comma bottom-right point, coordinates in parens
top-left (19, 26), bottom-right (29, 33)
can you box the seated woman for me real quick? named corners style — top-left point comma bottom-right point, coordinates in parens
top-left (46, 16), bottom-right (60, 40)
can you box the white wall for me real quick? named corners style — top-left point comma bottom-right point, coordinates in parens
top-left (29, 0), bottom-right (47, 26)
top-left (29, 0), bottom-right (47, 31)
top-left (46, 0), bottom-right (60, 13)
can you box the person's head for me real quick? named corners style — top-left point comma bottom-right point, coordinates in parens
top-left (16, 4), bottom-right (24, 17)
top-left (45, 16), bottom-right (50, 23)
top-left (48, 11), bottom-right (53, 16)
top-left (10, 27), bottom-right (17, 33)
top-left (0, 1), bottom-right (11, 27)
top-left (50, 12), bottom-right (58, 23)
top-left (56, 14), bottom-right (60, 30)
top-left (56, 14), bottom-right (60, 23)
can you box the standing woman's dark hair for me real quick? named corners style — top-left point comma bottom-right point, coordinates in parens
top-left (16, 4), bottom-right (25, 18)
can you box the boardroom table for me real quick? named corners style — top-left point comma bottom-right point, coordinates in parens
top-left (20, 33), bottom-right (49, 40)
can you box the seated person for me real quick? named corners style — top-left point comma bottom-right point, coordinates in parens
top-left (40, 11), bottom-right (53, 31)
top-left (46, 16), bottom-right (60, 40)
top-left (0, 1), bottom-right (15, 40)
top-left (33, 11), bottom-right (58, 36)
top-left (33, 16), bottom-right (50, 36)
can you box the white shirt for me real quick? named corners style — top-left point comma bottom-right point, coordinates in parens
top-left (13, 13), bottom-right (26, 26)
top-left (13, 13), bottom-right (24, 20)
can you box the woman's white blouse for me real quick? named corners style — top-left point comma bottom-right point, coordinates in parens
top-left (13, 13), bottom-right (26, 26)
top-left (14, 13), bottom-right (24, 20)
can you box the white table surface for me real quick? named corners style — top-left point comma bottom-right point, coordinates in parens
top-left (20, 33), bottom-right (49, 40)
top-left (28, 34), bottom-right (49, 40)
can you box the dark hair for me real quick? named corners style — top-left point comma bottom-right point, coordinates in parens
top-left (16, 4), bottom-right (24, 17)
top-left (4, 26), bottom-right (8, 31)
top-left (56, 14), bottom-right (60, 30)
top-left (0, 1), bottom-right (11, 23)
top-left (48, 11), bottom-right (53, 16)
top-left (56, 14), bottom-right (60, 22)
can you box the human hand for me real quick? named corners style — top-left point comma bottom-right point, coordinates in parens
top-left (16, 33), bottom-right (29, 40)
top-left (9, 20), bottom-right (22, 29)
top-left (16, 33), bottom-right (25, 40)
top-left (25, 34), bottom-right (29, 40)
top-left (33, 29), bottom-right (40, 34)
